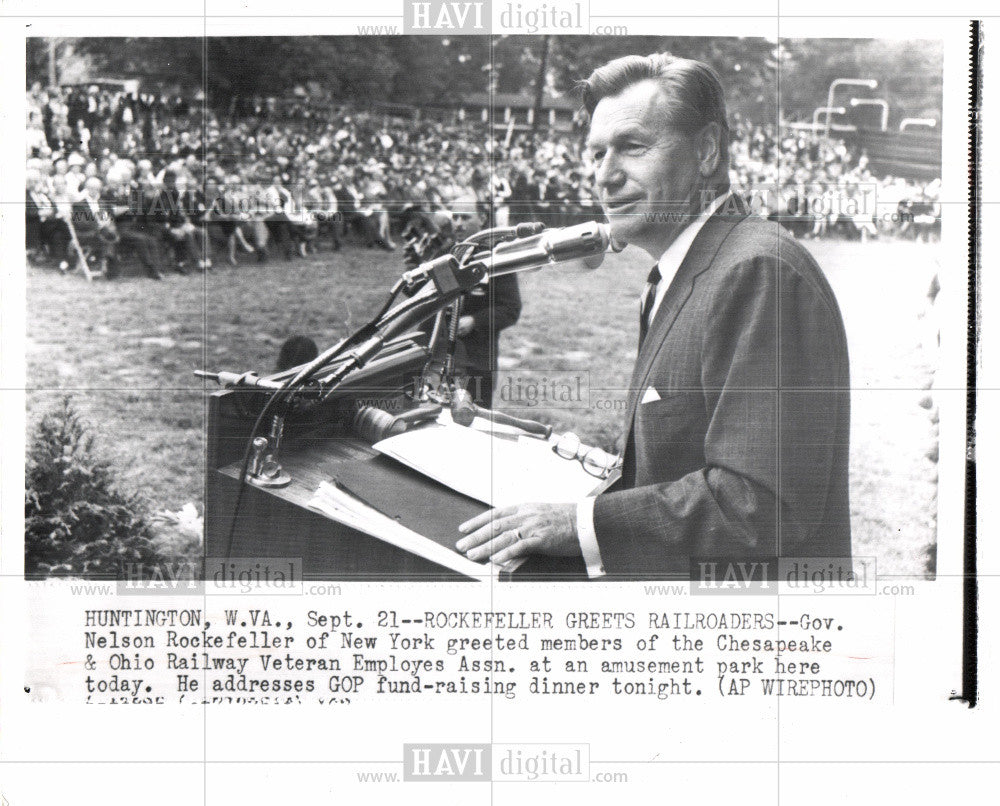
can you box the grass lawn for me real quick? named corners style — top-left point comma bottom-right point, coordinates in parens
top-left (25, 236), bottom-right (941, 575)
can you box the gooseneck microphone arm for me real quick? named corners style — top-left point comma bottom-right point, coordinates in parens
top-left (305, 221), bottom-right (612, 401)
top-left (217, 257), bottom-right (479, 557)
top-left (464, 221), bottom-right (613, 278)
top-left (209, 219), bottom-right (617, 556)
top-left (208, 220), bottom-right (616, 403)
top-left (310, 254), bottom-right (487, 402)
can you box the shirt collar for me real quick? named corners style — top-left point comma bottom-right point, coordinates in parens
top-left (645, 191), bottom-right (731, 325)
top-left (654, 191), bottom-right (731, 281)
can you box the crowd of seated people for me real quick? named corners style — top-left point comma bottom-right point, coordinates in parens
top-left (25, 84), bottom-right (943, 279)
top-left (729, 116), bottom-right (942, 242)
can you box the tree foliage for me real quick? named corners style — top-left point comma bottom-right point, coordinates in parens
top-left (779, 39), bottom-right (944, 125)
top-left (28, 35), bottom-right (942, 124)
top-left (25, 397), bottom-right (162, 578)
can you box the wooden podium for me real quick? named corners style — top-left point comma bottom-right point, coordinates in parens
top-left (203, 343), bottom-right (586, 581)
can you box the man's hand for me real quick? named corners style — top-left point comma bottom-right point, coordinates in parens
top-left (456, 503), bottom-right (579, 565)
top-left (456, 314), bottom-right (475, 337)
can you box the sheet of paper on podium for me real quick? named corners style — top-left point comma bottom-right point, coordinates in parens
top-left (372, 416), bottom-right (601, 508)
top-left (307, 480), bottom-right (494, 580)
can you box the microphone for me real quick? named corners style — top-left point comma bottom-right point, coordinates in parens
top-left (481, 221), bottom-right (616, 276)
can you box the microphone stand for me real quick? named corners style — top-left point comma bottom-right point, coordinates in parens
top-left (212, 219), bottom-right (609, 557)
top-left (309, 253), bottom-right (486, 404)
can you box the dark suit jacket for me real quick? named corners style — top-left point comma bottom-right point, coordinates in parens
top-left (69, 199), bottom-right (107, 236)
top-left (26, 190), bottom-right (52, 222)
top-left (592, 195), bottom-right (851, 578)
top-left (509, 172), bottom-right (535, 224)
top-left (456, 272), bottom-right (522, 382)
top-left (146, 187), bottom-right (190, 228)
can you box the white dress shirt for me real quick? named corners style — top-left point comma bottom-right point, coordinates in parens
top-left (577, 192), bottom-right (731, 578)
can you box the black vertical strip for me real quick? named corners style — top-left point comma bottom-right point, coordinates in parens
top-left (952, 19), bottom-right (982, 708)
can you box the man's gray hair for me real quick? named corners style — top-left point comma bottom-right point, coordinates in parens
top-left (580, 53), bottom-right (730, 166)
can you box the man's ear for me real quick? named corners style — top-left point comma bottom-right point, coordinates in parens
top-left (696, 122), bottom-right (723, 177)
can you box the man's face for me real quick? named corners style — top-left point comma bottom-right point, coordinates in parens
top-left (586, 79), bottom-right (702, 258)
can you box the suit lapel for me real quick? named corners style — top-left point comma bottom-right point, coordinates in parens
top-left (621, 195), bottom-right (750, 464)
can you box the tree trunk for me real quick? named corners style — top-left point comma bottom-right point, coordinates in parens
top-left (530, 36), bottom-right (551, 140)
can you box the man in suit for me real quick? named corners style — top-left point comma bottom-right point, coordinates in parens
top-left (104, 175), bottom-right (163, 279)
top-left (70, 176), bottom-right (117, 275)
top-left (457, 54), bottom-right (851, 579)
top-left (146, 169), bottom-right (209, 272)
top-left (25, 171), bottom-right (58, 262)
top-left (508, 166), bottom-right (536, 225)
top-left (402, 209), bottom-right (522, 409)
top-left (453, 270), bottom-right (522, 409)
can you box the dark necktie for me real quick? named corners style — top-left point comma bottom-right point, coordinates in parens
top-left (638, 263), bottom-right (661, 350)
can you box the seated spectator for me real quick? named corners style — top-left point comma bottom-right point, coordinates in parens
top-left (207, 175), bottom-right (257, 265)
top-left (26, 169), bottom-right (61, 264)
top-left (286, 176), bottom-right (320, 257)
top-left (146, 169), bottom-right (210, 273)
top-left (260, 172), bottom-right (295, 262)
top-left (25, 82), bottom-right (942, 275)
top-left (70, 176), bottom-right (118, 276)
top-left (104, 173), bottom-right (163, 279)
top-left (310, 173), bottom-right (342, 251)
